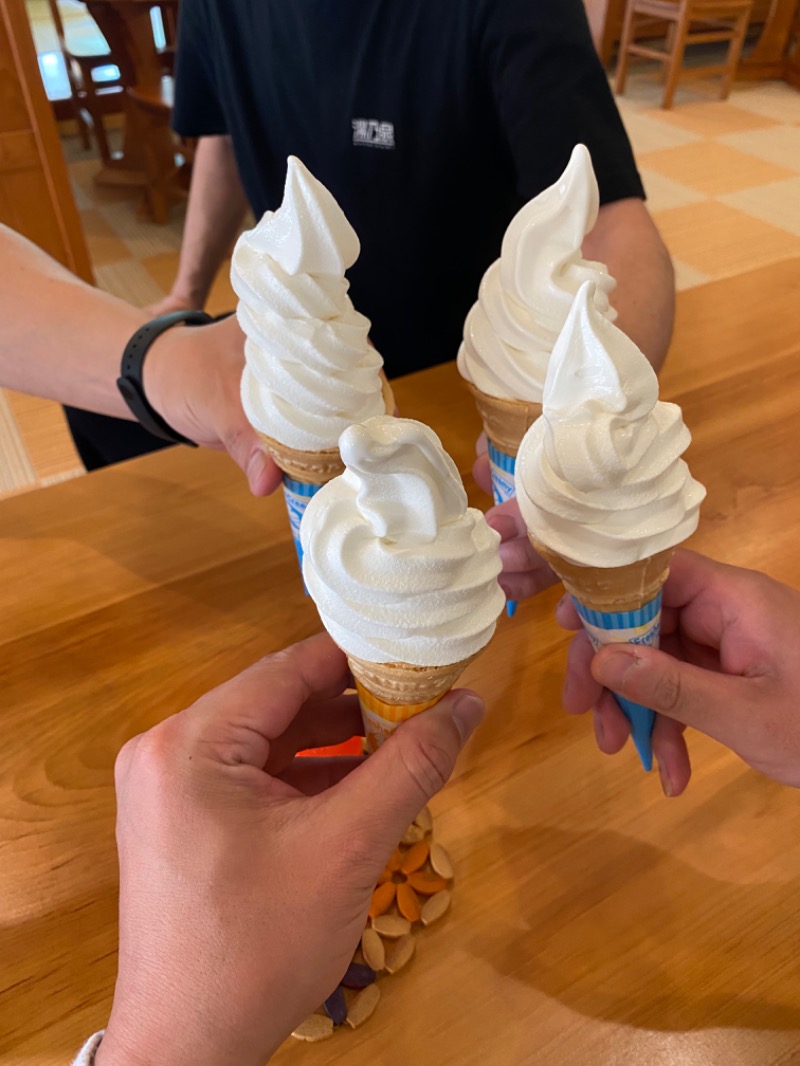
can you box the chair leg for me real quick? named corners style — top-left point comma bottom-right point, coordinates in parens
top-left (719, 9), bottom-right (751, 100)
top-left (661, 23), bottom-right (677, 82)
top-left (662, 7), bottom-right (691, 109)
top-left (146, 183), bottom-right (170, 225)
top-left (129, 99), bottom-right (178, 224)
top-left (74, 99), bottom-right (91, 150)
top-left (87, 105), bottom-right (114, 166)
top-left (615, 3), bottom-right (638, 96)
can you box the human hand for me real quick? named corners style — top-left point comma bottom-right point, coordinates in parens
top-left (558, 550), bottom-right (800, 795)
top-left (145, 313), bottom-right (281, 496)
top-left (144, 291), bottom-right (199, 317)
top-left (473, 445), bottom-right (558, 602)
top-left (96, 633), bottom-right (484, 1066)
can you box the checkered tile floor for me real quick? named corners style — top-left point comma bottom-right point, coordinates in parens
top-left (2, 66), bottom-right (799, 498)
top-left (617, 71), bottom-right (800, 290)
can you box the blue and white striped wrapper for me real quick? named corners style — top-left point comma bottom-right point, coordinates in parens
top-left (487, 439), bottom-right (517, 506)
top-left (281, 475), bottom-right (324, 573)
top-left (572, 593), bottom-right (663, 772)
top-left (487, 439), bottom-right (520, 617)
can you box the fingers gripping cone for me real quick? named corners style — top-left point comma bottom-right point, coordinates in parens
top-left (347, 653), bottom-right (478, 752)
top-left (532, 539), bottom-right (674, 771)
top-left (467, 383), bottom-right (541, 617)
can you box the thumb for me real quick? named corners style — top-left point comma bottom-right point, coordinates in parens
top-left (226, 434), bottom-right (282, 497)
top-left (328, 689), bottom-right (485, 853)
top-left (592, 644), bottom-right (748, 737)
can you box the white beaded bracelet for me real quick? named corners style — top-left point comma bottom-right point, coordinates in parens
top-left (72, 1031), bottom-right (104, 1065)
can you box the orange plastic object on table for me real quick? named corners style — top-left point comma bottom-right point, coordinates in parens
top-left (298, 736), bottom-right (364, 758)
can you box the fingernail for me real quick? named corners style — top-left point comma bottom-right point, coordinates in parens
top-left (449, 692), bottom-right (485, 743)
top-left (594, 646), bottom-right (639, 691)
top-left (658, 759), bottom-right (673, 798)
top-left (593, 709), bottom-right (605, 747)
top-left (247, 448), bottom-right (266, 488)
top-left (554, 594), bottom-right (572, 623)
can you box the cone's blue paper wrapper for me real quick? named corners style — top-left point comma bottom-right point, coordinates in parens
top-left (487, 439), bottom-right (517, 506)
top-left (572, 592), bottom-right (663, 772)
top-left (282, 475), bottom-right (324, 583)
top-left (487, 439), bottom-right (518, 618)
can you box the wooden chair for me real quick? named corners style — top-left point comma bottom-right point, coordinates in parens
top-left (154, 1), bottom-right (178, 76)
top-left (126, 75), bottom-right (193, 223)
top-left (787, 9), bottom-right (800, 89)
top-left (45, 0), bottom-right (124, 162)
top-left (615, 0), bottom-right (754, 109)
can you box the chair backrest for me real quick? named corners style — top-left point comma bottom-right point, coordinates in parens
top-left (156, 2), bottom-right (179, 47)
top-left (44, 0), bottom-right (69, 55)
top-left (46, 0), bottom-right (113, 61)
top-left (148, 2), bottom-right (179, 76)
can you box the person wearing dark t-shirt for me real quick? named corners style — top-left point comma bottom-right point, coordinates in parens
top-left (73, 0), bottom-right (674, 468)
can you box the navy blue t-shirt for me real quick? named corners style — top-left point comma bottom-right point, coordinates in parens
top-left (173, 0), bottom-right (644, 378)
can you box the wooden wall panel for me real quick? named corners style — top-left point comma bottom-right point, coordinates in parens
top-left (0, 0), bottom-right (92, 282)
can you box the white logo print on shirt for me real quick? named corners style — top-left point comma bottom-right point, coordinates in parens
top-left (352, 119), bottom-right (395, 149)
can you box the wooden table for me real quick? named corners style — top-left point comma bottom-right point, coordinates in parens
top-left (739, 0), bottom-right (800, 79)
top-left (3, 260), bottom-right (800, 1064)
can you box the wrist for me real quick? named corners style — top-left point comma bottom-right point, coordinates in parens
top-left (97, 1011), bottom-right (229, 1066)
top-left (169, 276), bottom-right (210, 310)
top-left (141, 327), bottom-right (186, 429)
top-left (124, 314), bottom-right (214, 445)
top-left (96, 1009), bottom-right (283, 1066)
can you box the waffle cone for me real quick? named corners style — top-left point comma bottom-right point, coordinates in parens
top-left (531, 538), bottom-right (674, 612)
top-left (348, 652), bottom-right (478, 750)
top-left (258, 433), bottom-right (344, 484)
top-left (466, 381), bottom-right (542, 457)
top-left (259, 372), bottom-right (396, 486)
top-left (348, 653), bottom-right (477, 706)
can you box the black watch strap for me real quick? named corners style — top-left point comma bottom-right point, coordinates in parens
top-left (117, 309), bottom-right (214, 446)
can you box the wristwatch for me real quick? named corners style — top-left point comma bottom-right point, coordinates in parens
top-left (117, 309), bottom-right (214, 445)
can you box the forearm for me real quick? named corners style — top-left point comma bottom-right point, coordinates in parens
top-left (583, 198), bottom-right (675, 373)
top-left (167, 136), bottom-right (249, 307)
top-left (1, 226), bottom-right (279, 495)
top-left (0, 224), bottom-right (218, 433)
top-left (0, 225), bottom-right (146, 417)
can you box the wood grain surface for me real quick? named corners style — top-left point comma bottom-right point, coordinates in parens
top-left (739, 0), bottom-right (800, 77)
top-left (2, 260), bottom-right (800, 1065)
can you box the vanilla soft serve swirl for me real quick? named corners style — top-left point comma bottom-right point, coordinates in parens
top-left (301, 417), bottom-right (504, 665)
top-left (233, 156), bottom-right (386, 451)
top-left (516, 282), bottom-right (705, 567)
top-left (457, 144), bottom-right (617, 403)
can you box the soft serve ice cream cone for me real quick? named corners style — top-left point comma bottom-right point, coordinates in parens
top-left (231, 156), bottom-right (393, 571)
top-left (458, 144), bottom-right (617, 508)
top-left (516, 281), bottom-right (705, 770)
top-left (301, 416), bottom-right (505, 750)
